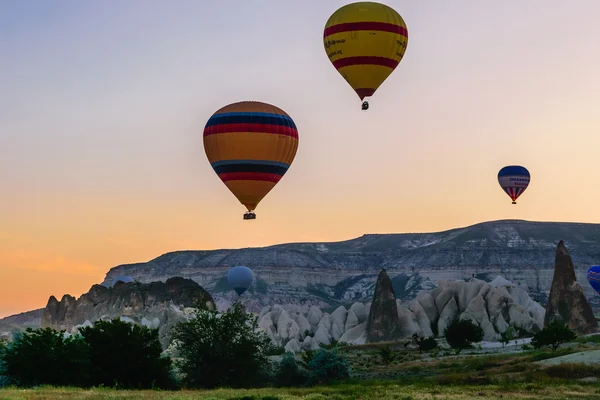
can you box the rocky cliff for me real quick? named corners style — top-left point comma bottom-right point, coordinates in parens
top-left (544, 241), bottom-right (598, 334)
top-left (41, 277), bottom-right (215, 347)
top-left (257, 275), bottom-right (546, 351)
top-left (0, 309), bottom-right (43, 339)
top-left (101, 220), bottom-right (600, 312)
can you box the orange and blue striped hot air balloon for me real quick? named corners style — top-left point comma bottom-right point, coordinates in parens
top-left (203, 101), bottom-right (299, 220)
top-left (323, 1), bottom-right (408, 110)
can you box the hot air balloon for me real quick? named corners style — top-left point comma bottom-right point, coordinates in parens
top-left (323, 1), bottom-right (408, 110)
top-left (587, 266), bottom-right (600, 295)
top-left (498, 165), bottom-right (530, 204)
top-left (203, 101), bottom-right (299, 220)
top-left (227, 266), bottom-right (255, 296)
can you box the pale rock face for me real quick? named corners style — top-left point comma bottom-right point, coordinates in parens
top-left (409, 300), bottom-right (434, 337)
top-left (395, 301), bottom-right (421, 338)
top-left (302, 335), bottom-right (321, 351)
top-left (508, 287), bottom-right (545, 328)
top-left (255, 275), bottom-right (547, 350)
top-left (330, 306), bottom-right (348, 341)
top-left (507, 304), bottom-right (537, 332)
top-left (284, 338), bottom-right (301, 353)
top-left (317, 313), bottom-right (332, 332)
top-left (344, 310), bottom-right (359, 332)
top-left (307, 305), bottom-right (323, 329)
top-left (339, 322), bottom-right (367, 345)
top-left (415, 292), bottom-right (438, 323)
top-left (276, 310), bottom-right (300, 344)
top-left (313, 324), bottom-right (332, 345)
top-left (437, 297), bottom-right (459, 335)
top-left (294, 314), bottom-right (312, 339)
top-left (457, 279), bottom-right (486, 312)
top-left (350, 302), bottom-right (367, 324)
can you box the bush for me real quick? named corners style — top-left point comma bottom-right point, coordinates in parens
top-left (531, 320), bottom-right (576, 351)
top-left (444, 319), bottom-right (484, 352)
top-left (79, 318), bottom-right (175, 389)
top-left (306, 349), bottom-right (350, 385)
top-left (500, 326), bottom-right (515, 348)
top-left (275, 353), bottom-right (309, 387)
top-left (411, 334), bottom-right (438, 353)
top-left (0, 327), bottom-right (91, 387)
top-left (378, 346), bottom-right (394, 364)
top-left (171, 301), bottom-right (272, 388)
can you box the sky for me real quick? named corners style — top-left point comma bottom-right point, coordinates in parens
top-left (1, 0), bottom-right (600, 318)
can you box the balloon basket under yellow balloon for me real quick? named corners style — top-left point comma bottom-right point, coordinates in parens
top-left (243, 211), bottom-right (257, 220)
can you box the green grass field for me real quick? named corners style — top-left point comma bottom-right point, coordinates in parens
top-left (0, 382), bottom-right (599, 400)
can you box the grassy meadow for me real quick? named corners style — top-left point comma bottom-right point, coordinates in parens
top-left (0, 381), bottom-right (599, 400)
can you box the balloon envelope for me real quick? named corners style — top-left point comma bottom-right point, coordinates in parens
top-left (587, 266), bottom-right (600, 295)
top-left (227, 266), bottom-right (255, 296)
top-left (111, 275), bottom-right (135, 287)
top-left (497, 165), bottom-right (530, 203)
top-left (323, 1), bottom-right (408, 100)
top-left (203, 101), bottom-right (299, 213)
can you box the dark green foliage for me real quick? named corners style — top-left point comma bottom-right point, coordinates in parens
top-left (411, 333), bottom-right (438, 353)
top-left (171, 301), bottom-right (272, 389)
top-left (264, 344), bottom-right (286, 356)
top-left (531, 320), bottom-right (576, 351)
top-left (275, 353), bottom-right (309, 387)
top-left (514, 326), bottom-right (533, 338)
top-left (0, 327), bottom-right (91, 387)
top-left (444, 319), bottom-right (484, 351)
top-left (378, 345), bottom-right (394, 364)
top-left (500, 326), bottom-right (515, 347)
top-left (306, 349), bottom-right (350, 385)
top-left (79, 318), bottom-right (174, 389)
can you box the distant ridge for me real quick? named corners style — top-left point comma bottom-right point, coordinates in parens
top-left (99, 219), bottom-right (600, 312)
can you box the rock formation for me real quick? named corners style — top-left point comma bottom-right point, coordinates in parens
top-left (100, 220), bottom-right (600, 313)
top-left (366, 269), bottom-right (403, 343)
top-left (41, 277), bottom-right (215, 347)
top-left (544, 241), bottom-right (598, 334)
top-left (256, 275), bottom-right (546, 352)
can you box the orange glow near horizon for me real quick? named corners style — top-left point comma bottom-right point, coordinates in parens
top-left (3, 1), bottom-right (600, 317)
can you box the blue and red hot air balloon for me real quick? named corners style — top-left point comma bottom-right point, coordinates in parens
top-left (587, 266), bottom-right (600, 296)
top-left (498, 165), bottom-right (530, 204)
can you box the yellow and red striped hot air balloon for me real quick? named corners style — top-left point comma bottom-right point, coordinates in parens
top-left (323, 2), bottom-right (408, 110)
top-left (203, 101), bottom-right (299, 220)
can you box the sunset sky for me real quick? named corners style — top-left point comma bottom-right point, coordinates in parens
top-left (2, 0), bottom-right (600, 318)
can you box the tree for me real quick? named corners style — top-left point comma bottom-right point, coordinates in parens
top-left (306, 349), bottom-right (350, 385)
top-left (444, 319), bottom-right (484, 352)
top-left (531, 320), bottom-right (577, 351)
top-left (378, 345), bottom-right (394, 364)
top-left (500, 326), bottom-right (516, 348)
top-left (0, 328), bottom-right (91, 387)
top-left (171, 301), bottom-right (272, 389)
top-left (79, 318), bottom-right (174, 389)
top-left (275, 353), bottom-right (309, 387)
top-left (411, 333), bottom-right (438, 353)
